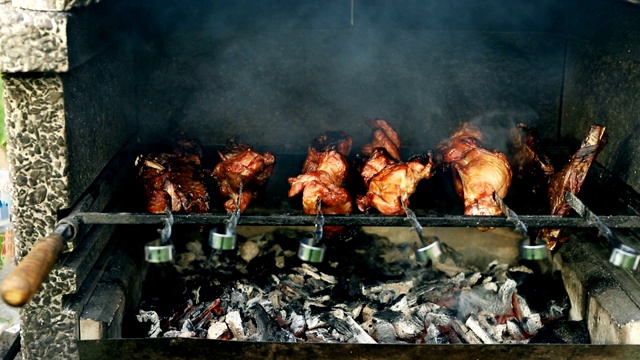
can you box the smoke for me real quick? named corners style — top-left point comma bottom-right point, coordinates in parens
top-left (132, 0), bottom-right (566, 154)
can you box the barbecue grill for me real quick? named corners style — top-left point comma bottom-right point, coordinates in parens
top-left (2, 0), bottom-right (640, 358)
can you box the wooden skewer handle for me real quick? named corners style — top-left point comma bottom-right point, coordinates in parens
top-left (0, 234), bottom-right (66, 307)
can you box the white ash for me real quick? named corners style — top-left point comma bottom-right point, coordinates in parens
top-left (136, 310), bottom-right (161, 338)
top-left (225, 311), bottom-right (246, 340)
top-left (207, 321), bottom-right (229, 339)
top-left (135, 228), bottom-right (569, 344)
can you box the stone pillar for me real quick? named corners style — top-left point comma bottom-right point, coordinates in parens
top-left (1, 2), bottom-right (135, 358)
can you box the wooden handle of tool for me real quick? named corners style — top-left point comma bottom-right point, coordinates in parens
top-left (0, 234), bottom-right (65, 307)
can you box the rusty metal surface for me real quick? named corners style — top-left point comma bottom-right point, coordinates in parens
top-left (78, 339), bottom-right (640, 360)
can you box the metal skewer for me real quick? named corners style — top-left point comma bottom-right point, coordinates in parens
top-left (298, 197), bottom-right (327, 263)
top-left (564, 191), bottom-right (640, 270)
top-left (209, 185), bottom-right (242, 251)
top-left (401, 199), bottom-right (442, 263)
top-left (144, 211), bottom-right (175, 263)
top-left (493, 192), bottom-right (549, 261)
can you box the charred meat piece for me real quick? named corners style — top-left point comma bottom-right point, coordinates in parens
top-left (357, 151), bottom-right (434, 215)
top-left (137, 150), bottom-right (209, 214)
top-left (437, 122), bottom-right (512, 219)
top-left (508, 123), bottom-right (555, 195)
top-left (212, 140), bottom-right (276, 213)
top-left (289, 150), bottom-right (352, 215)
top-left (302, 131), bottom-right (352, 174)
top-left (538, 125), bottom-right (608, 249)
top-left (360, 119), bottom-right (402, 162)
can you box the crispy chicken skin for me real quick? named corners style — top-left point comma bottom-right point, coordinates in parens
top-left (302, 131), bottom-right (352, 174)
top-left (357, 151), bottom-right (433, 215)
top-left (360, 119), bottom-right (402, 162)
top-left (137, 148), bottom-right (209, 214)
top-left (538, 125), bottom-right (608, 249)
top-left (437, 122), bottom-right (512, 219)
top-left (450, 147), bottom-right (512, 216)
top-left (289, 150), bottom-right (352, 215)
top-left (212, 140), bottom-right (275, 213)
top-left (360, 148), bottom-right (398, 186)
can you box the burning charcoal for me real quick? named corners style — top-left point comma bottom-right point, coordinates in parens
top-left (540, 301), bottom-right (567, 322)
top-left (225, 310), bottom-right (246, 340)
top-left (240, 240), bottom-right (261, 263)
top-left (450, 319), bottom-right (483, 344)
top-left (392, 315), bottom-right (423, 340)
top-left (457, 287), bottom-right (508, 319)
top-left (333, 302), bottom-right (364, 320)
top-left (528, 320), bottom-right (590, 344)
top-left (424, 312), bottom-right (455, 328)
top-left (498, 279), bottom-right (518, 309)
top-left (378, 290), bottom-right (396, 304)
top-left (305, 310), bottom-right (328, 330)
top-left (521, 313), bottom-right (543, 336)
top-left (363, 280), bottom-right (413, 299)
top-left (163, 329), bottom-right (195, 338)
top-left (287, 310), bottom-right (306, 336)
top-left (465, 314), bottom-right (495, 344)
top-left (423, 323), bottom-right (442, 344)
top-left (250, 304), bottom-right (296, 343)
top-left (505, 318), bottom-right (526, 341)
top-left (136, 310), bottom-right (162, 338)
top-left (306, 328), bottom-right (339, 343)
top-left (345, 316), bottom-right (377, 344)
top-left (389, 295), bottom-right (410, 314)
top-left (373, 320), bottom-right (397, 343)
top-left (331, 308), bottom-right (346, 320)
top-left (207, 321), bottom-right (229, 340)
top-left (134, 227), bottom-right (567, 345)
top-left (297, 263), bottom-right (322, 279)
top-left (476, 311), bottom-right (505, 342)
top-left (464, 272), bottom-right (483, 287)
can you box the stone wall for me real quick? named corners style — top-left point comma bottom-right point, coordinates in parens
top-left (0, 1), bottom-right (135, 359)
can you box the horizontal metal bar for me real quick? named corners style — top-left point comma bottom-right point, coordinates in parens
top-left (74, 212), bottom-right (640, 228)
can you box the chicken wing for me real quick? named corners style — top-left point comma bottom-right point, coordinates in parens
top-left (357, 152), bottom-right (434, 215)
top-left (360, 119), bottom-right (402, 162)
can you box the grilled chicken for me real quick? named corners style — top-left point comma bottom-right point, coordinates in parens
top-left (538, 125), bottom-right (608, 249)
top-left (437, 122), bottom-right (512, 219)
top-left (360, 148), bottom-right (399, 186)
top-left (509, 123), bottom-right (555, 195)
top-left (212, 140), bottom-right (276, 213)
top-left (302, 131), bottom-right (352, 174)
top-left (289, 132), bottom-right (353, 239)
top-left (357, 151), bottom-right (434, 215)
top-left (289, 150), bottom-right (352, 215)
top-left (360, 119), bottom-right (402, 162)
top-left (137, 142), bottom-right (209, 214)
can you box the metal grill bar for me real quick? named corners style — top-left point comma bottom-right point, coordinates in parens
top-left (74, 212), bottom-right (640, 228)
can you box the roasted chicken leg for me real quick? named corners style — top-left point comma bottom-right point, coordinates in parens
top-left (537, 124), bottom-right (608, 249)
